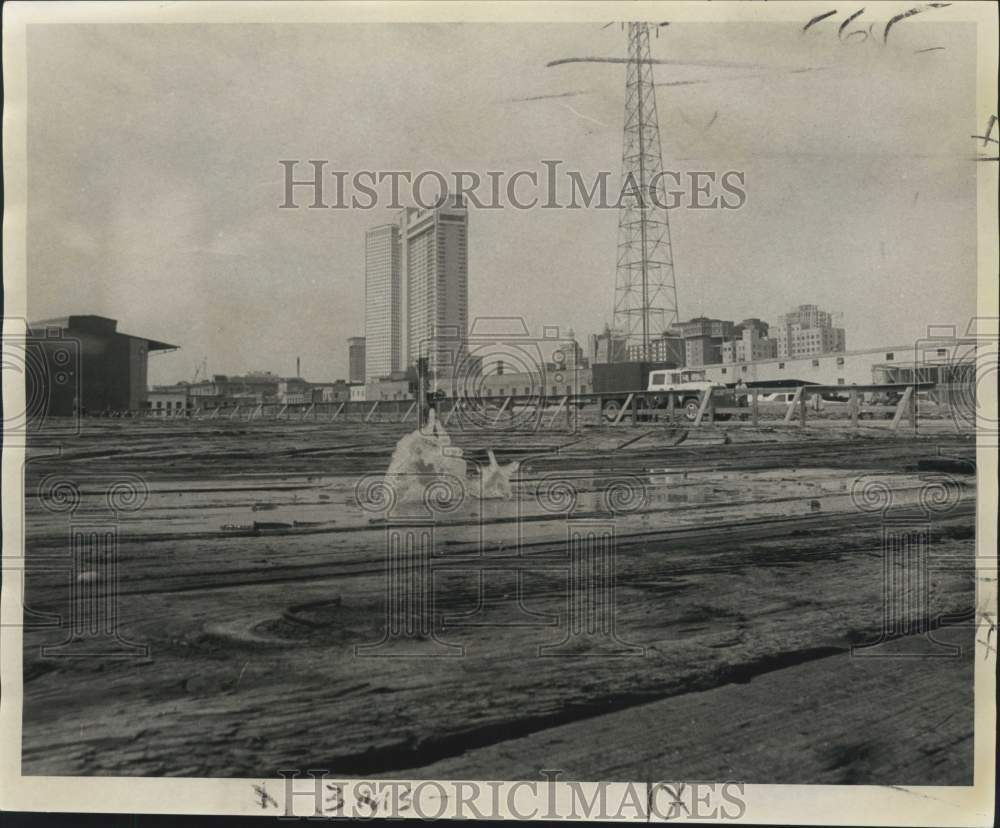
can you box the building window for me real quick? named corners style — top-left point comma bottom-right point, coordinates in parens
top-left (741, 366), bottom-right (748, 373)
top-left (837, 378), bottom-right (845, 385)
top-left (721, 367), bottom-right (727, 374)
top-left (525, 387), bottom-right (530, 395)
top-left (566, 385), bottom-right (572, 395)
top-left (886, 352), bottom-right (894, 361)
top-left (936, 348), bottom-right (947, 357)
top-left (778, 362), bottom-right (785, 369)
top-left (836, 357), bottom-right (845, 366)
top-left (812, 359), bottom-right (819, 367)
top-left (581, 384), bottom-right (588, 394)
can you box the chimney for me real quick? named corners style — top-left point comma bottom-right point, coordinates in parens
top-left (296, 356), bottom-right (301, 378)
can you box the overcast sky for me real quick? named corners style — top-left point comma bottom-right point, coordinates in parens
top-left (26, 18), bottom-right (978, 385)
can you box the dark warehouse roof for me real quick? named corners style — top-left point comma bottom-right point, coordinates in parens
top-left (28, 315), bottom-right (178, 351)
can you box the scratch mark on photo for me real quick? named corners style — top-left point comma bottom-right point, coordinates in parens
top-left (803, 9), bottom-right (839, 33)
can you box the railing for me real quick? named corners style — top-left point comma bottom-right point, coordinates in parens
top-left (581, 383), bottom-right (935, 431)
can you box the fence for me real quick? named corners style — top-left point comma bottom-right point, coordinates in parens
top-left (112, 382), bottom-right (940, 433)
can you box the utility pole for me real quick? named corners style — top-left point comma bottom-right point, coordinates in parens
top-left (417, 356), bottom-right (429, 430)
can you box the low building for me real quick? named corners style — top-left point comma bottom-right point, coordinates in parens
top-left (189, 372), bottom-right (280, 404)
top-left (871, 340), bottom-right (979, 406)
top-left (277, 377), bottom-right (310, 404)
top-left (348, 337), bottom-right (366, 384)
top-left (310, 381), bottom-right (352, 403)
top-left (366, 377), bottom-right (414, 401)
top-left (475, 366), bottom-right (593, 399)
top-left (147, 384), bottom-right (192, 416)
top-left (702, 344), bottom-right (918, 387)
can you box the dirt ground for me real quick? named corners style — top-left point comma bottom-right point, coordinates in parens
top-left (18, 418), bottom-right (978, 783)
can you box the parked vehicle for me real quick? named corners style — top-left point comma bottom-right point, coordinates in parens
top-left (592, 363), bottom-right (734, 422)
top-left (758, 391), bottom-right (799, 404)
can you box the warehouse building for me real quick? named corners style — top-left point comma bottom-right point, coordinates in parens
top-left (702, 344), bottom-right (925, 387)
top-left (27, 315), bottom-right (177, 417)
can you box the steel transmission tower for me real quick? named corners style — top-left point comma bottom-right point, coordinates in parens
top-left (613, 22), bottom-right (679, 360)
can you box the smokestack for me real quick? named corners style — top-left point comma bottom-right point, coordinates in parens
top-left (296, 356), bottom-right (301, 378)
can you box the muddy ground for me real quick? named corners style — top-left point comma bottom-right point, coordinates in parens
top-left (18, 417), bottom-right (978, 782)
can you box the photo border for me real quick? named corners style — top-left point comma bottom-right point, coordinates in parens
top-left (2, 1), bottom-right (996, 823)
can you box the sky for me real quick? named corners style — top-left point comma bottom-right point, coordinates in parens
top-left (26, 17), bottom-right (979, 385)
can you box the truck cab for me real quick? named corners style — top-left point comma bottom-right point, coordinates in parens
top-left (646, 368), bottom-right (721, 394)
top-left (645, 367), bottom-right (732, 420)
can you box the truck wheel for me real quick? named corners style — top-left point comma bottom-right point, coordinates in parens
top-left (683, 398), bottom-right (700, 421)
top-left (603, 400), bottom-right (622, 421)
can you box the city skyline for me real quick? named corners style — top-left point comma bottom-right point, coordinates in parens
top-left (147, 301), bottom-right (847, 390)
top-left (24, 21), bottom-right (978, 386)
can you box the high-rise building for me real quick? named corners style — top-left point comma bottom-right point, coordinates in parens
top-left (399, 196), bottom-right (469, 383)
top-left (363, 197), bottom-right (469, 386)
top-left (775, 304), bottom-right (846, 358)
top-left (363, 224), bottom-right (402, 383)
top-left (347, 336), bottom-right (366, 384)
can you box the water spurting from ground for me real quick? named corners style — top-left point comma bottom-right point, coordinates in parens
top-left (383, 409), bottom-right (519, 503)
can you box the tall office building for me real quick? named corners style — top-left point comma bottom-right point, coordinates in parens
top-left (363, 224), bottom-right (402, 383)
top-left (399, 196), bottom-right (469, 383)
top-left (347, 336), bottom-right (366, 384)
